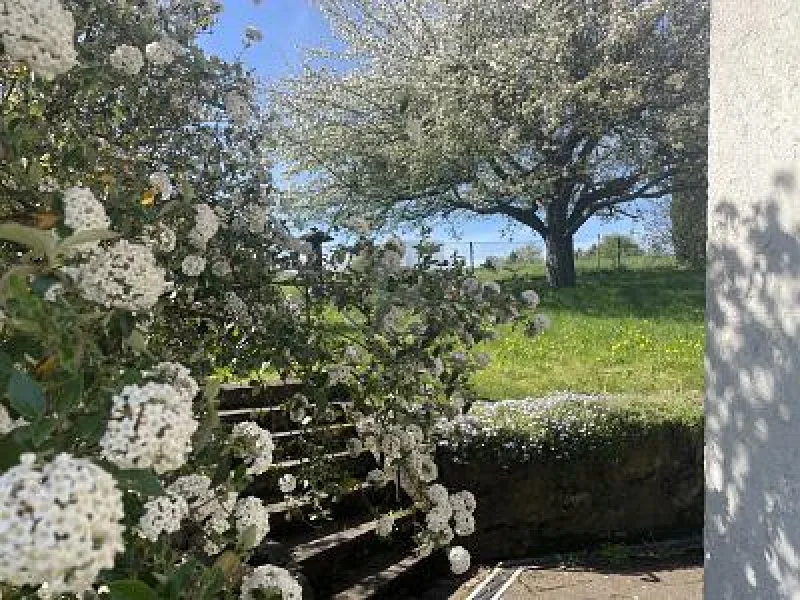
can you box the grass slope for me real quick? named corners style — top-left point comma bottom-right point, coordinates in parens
top-left (472, 262), bottom-right (705, 400)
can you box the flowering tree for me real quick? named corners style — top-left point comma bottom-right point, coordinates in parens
top-left (269, 0), bottom-right (709, 287)
top-left (0, 2), bottom-right (548, 598)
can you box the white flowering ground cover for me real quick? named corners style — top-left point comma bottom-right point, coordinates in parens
top-left (436, 391), bottom-right (703, 467)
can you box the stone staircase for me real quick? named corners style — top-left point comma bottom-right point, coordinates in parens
top-left (218, 382), bottom-right (446, 599)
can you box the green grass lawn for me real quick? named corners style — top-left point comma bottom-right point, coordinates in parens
top-left (472, 262), bottom-right (705, 400)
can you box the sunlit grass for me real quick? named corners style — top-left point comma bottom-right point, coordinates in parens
top-left (472, 264), bottom-right (705, 400)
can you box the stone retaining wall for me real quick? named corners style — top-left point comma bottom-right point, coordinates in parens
top-left (437, 426), bottom-right (703, 561)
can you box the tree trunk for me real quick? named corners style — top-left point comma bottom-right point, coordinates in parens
top-left (545, 231), bottom-right (576, 287)
top-left (544, 196), bottom-right (577, 287)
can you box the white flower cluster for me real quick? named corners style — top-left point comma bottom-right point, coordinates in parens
top-left (70, 239), bottom-right (169, 312)
top-left (145, 40), bottom-right (176, 66)
top-left (211, 258), bottom-right (233, 277)
top-left (240, 565), bottom-right (302, 600)
top-left (167, 475), bottom-right (238, 556)
top-left (461, 277), bottom-right (483, 299)
top-left (188, 203), bottom-right (219, 249)
top-left (278, 473), bottom-right (297, 494)
top-left (385, 423), bottom-right (437, 482)
top-left (0, 0), bottom-right (78, 79)
top-left (421, 484), bottom-right (476, 563)
top-left (520, 289), bottom-right (540, 308)
top-left (137, 494), bottom-right (189, 542)
top-left (233, 496), bottom-right (270, 549)
top-left (147, 361), bottom-right (200, 400)
top-left (63, 187), bottom-right (111, 233)
top-left (109, 44), bottom-right (144, 75)
top-left (346, 436), bottom-right (363, 457)
top-left (225, 91), bottom-right (253, 125)
top-left (375, 514), bottom-right (394, 537)
top-left (182, 254), bottom-right (206, 276)
top-left (380, 236), bottom-right (406, 271)
top-left (225, 291), bottom-right (252, 325)
top-left (527, 313), bottom-right (552, 337)
top-left (474, 352), bottom-right (490, 368)
top-left (0, 454), bottom-right (124, 595)
top-left (142, 223), bottom-right (177, 253)
top-left (366, 468), bottom-right (387, 487)
top-left (287, 393), bottom-right (310, 424)
top-left (448, 545), bottom-right (471, 575)
top-left (0, 403), bottom-right (27, 434)
top-left (100, 364), bottom-right (199, 474)
top-left (230, 421), bottom-right (274, 476)
top-left (241, 203), bottom-right (268, 234)
top-left (149, 171), bottom-right (173, 200)
top-left (482, 281), bottom-right (501, 295)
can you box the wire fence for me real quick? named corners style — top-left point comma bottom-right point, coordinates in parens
top-left (395, 238), bottom-right (675, 272)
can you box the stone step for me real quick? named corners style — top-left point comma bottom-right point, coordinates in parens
top-left (291, 509), bottom-right (414, 563)
top-left (292, 510), bottom-right (419, 598)
top-left (271, 450), bottom-right (352, 471)
top-left (267, 485), bottom-right (404, 544)
top-left (217, 381), bottom-right (305, 410)
top-left (265, 482), bottom-right (372, 517)
top-left (218, 401), bottom-right (354, 436)
top-left (270, 423), bottom-right (356, 440)
top-left (218, 401), bottom-right (353, 421)
top-left (245, 452), bottom-right (376, 503)
top-left (331, 553), bottom-right (430, 600)
top-left (217, 380), bottom-right (351, 411)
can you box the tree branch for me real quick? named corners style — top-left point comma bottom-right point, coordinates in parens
top-left (449, 188), bottom-right (547, 236)
top-left (566, 172), bottom-right (673, 234)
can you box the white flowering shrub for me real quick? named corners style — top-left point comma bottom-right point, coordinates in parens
top-left (0, 1), bottom-right (550, 598)
top-left (0, 1), bottom-right (305, 598)
top-left (0, 453), bottom-right (124, 595)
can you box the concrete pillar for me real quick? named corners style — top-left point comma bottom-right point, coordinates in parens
top-left (706, 2), bottom-right (800, 598)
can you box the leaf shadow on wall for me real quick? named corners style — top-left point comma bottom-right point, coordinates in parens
top-left (705, 168), bottom-right (800, 598)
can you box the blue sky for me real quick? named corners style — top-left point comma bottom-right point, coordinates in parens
top-left (201, 0), bottom-right (646, 261)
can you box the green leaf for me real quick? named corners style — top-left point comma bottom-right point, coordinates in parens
top-left (27, 418), bottom-right (56, 448)
top-left (30, 276), bottom-right (61, 297)
top-left (160, 559), bottom-right (200, 600)
top-left (0, 222), bottom-right (58, 261)
top-left (0, 352), bottom-right (12, 389)
top-left (56, 228), bottom-right (120, 255)
top-left (7, 370), bottom-right (45, 419)
top-left (196, 566), bottom-right (226, 600)
top-left (238, 524), bottom-right (260, 551)
top-left (53, 372), bottom-right (83, 413)
top-left (0, 435), bottom-right (25, 470)
top-left (113, 468), bottom-right (164, 496)
top-left (107, 580), bottom-right (159, 600)
top-left (72, 410), bottom-right (108, 439)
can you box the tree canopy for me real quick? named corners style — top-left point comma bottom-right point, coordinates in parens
top-left (270, 0), bottom-right (709, 286)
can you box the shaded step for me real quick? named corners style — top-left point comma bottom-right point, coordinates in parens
top-left (272, 423), bottom-right (356, 441)
top-left (292, 509), bottom-right (413, 563)
top-left (246, 452), bottom-right (376, 502)
top-left (265, 481), bottom-right (376, 515)
top-left (296, 511), bottom-right (419, 598)
top-left (331, 553), bottom-right (429, 600)
top-left (218, 381), bottom-right (305, 410)
top-left (217, 380), bottom-right (352, 411)
top-left (218, 401), bottom-right (354, 426)
top-left (266, 479), bottom-right (412, 540)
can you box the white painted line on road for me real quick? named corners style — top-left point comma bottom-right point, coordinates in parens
top-left (489, 567), bottom-right (527, 600)
top-left (465, 565), bottom-right (503, 600)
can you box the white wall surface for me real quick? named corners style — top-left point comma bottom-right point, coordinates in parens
top-left (706, 2), bottom-right (800, 598)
